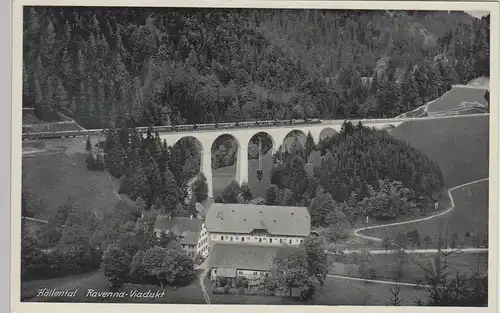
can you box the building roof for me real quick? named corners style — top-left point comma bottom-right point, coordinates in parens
top-left (215, 268), bottom-right (237, 278)
top-left (154, 215), bottom-right (202, 236)
top-left (179, 231), bottom-right (200, 246)
top-left (249, 197), bottom-right (265, 205)
top-left (208, 243), bottom-right (301, 272)
top-left (205, 203), bottom-right (311, 237)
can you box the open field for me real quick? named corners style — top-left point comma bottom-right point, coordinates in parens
top-left (397, 106), bottom-right (427, 118)
top-left (22, 109), bottom-right (84, 132)
top-left (23, 122), bottom-right (83, 133)
top-left (22, 139), bottom-right (118, 220)
top-left (468, 77), bottom-right (490, 89)
top-left (22, 267), bottom-right (431, 305)
top-left (390, 114), bottom-right (489, 187)
top-left (329, 251), bottom-right (488, 285)
top-left (23, 271), bottom-right (207, 304)
top-left (360, 178), bottom-right (488, 246)
top-left (206, 276), bottom-right (429, 305)
top-left (426, 86), bottom-right (488, 113)
top-left (21, 271), bottom-right (105, 301)
top-left (351, 115), bottom-right (489, 248)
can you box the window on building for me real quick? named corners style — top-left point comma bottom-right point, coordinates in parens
top-left (280, 239), bottom-right (283, 244)
top-left (221, 236), bottom-right (224, 240)
top-left (259, 238), bottom-right (262, 243)
top-left (241, 237), bottom-right (245, 242)
top-left (270, 239), bottom-right (273, 243)
top-left (238, 271), bottom-right (243, 274)
top-left (214, 269), bottom-right (217, 274)
top-left (300, 240), bottom-right (303, 243)
top-left (225, 236), bottom-right (228, 239)
top-left (289, 239), bottom-right (292, 244)
top-left (253, 272), bottom-right (257, 275)
top-left (230, 237), bottom-right (233, 241)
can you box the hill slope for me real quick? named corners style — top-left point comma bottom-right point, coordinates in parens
top-left (390, 114), bottom-right (489, 188)
top-left (23, 8), bottom-right (489, 128)
top-left (426, 86), bottom-right (488, 113)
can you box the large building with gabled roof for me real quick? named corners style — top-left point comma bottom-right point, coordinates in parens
top-left (196, 203), bottom-right (311, 258)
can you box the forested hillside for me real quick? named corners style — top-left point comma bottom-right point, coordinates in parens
top-left (267, 122), bottom-right (443, 229)
top-left (23, 8), bottom-right (490, 128)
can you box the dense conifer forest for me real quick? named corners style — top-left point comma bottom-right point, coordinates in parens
top-left (23, 7), bottom-right (490, 127)
top-left (266, 122), bottom-right (443, 232)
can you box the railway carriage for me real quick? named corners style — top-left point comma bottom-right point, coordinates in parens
top-left (22, 118), bottom-right (324, 141)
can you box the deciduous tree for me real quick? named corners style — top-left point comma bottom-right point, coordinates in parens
top-left (101, 245), bottom-right (131, 288)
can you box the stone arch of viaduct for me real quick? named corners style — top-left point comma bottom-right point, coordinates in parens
top-left (159, 122), bottom-right (400, 198)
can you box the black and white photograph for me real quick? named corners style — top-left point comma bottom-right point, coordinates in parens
top-left (12, 0), bottom-right (498, 310)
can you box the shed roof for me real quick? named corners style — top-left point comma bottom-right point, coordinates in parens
top-left (208, 243), bottom-right (301, 272)
top-left (215, 268), bottom-right (237, 278)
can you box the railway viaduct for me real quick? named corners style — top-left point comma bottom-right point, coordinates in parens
top-left (30, 113), bottom-right (489, 198)
top-left (156, 119), bottom-right (404, 198)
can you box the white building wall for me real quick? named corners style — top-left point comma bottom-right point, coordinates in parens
top-left (236, 269), bottom-right (268, 280)
top-left (196, 222), bottom-right (307, 259)
top-left (197, 223), bottom-right (308, 260)
top-left (196, 223), bottom-right (211, 258)
top-left (211, 268), bottom-right (269, 281)
top-left (209, 232), bottom-right (305, 246)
